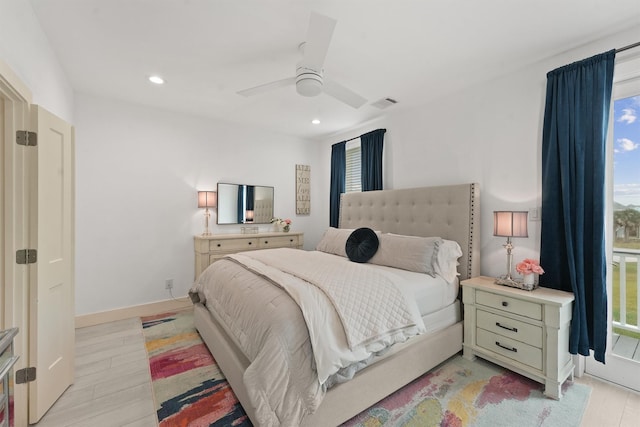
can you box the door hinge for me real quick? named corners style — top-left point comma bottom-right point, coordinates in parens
top-left (16, 130), bottom-right (37, 146)
top-left (16, 249), bottom-right (37, 264)
top-left (16, 367), bottom-right (36, 384)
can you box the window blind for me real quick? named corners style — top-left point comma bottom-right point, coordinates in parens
top-left (345, 144), bottom-right (361, 193)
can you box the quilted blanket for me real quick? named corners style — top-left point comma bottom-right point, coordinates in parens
top-left (234, 249), bottom-right (424, 347)
top-left (191, 248), bottom-right (425, 426)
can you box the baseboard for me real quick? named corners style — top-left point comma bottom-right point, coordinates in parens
top-left (75, 297), bottom-right (193, 328)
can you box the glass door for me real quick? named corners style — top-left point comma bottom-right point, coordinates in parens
top-left (585, 55), bottom-right (640, 391)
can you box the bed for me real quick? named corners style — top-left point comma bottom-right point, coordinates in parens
top-left (191, 183), bottom-right (480, 426)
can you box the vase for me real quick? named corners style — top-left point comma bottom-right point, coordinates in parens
top-left (283, 225), bottom-right (290, 232)
top-left (523, 273), bottom-right (535, 286)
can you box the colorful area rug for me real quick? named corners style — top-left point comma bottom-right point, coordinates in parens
top-left (142, 310), bottom-right (249, 426)
top-left (341, 356), bottom-right (590, 427)
top-left (142, 310), bottom-right (591, 427)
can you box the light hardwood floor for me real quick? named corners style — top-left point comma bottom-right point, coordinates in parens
top-left (34, 317), bottom-right (157, 426)
top-left (33, 315), bottom-right (640, 427)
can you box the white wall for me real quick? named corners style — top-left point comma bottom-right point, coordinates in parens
top-left (74, 94), bottom-right (320, 315)
top-left (2, 0), bottom-right (638, 314)
top-left (0, 0), bottom-right (323, 316)
top-left (0, 0), bottom-right (74, 121)
top-left (317, 26), bottom-right (640, 279)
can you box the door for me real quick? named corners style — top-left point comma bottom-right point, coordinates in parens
top-left (28, 105), bottom-right (75, 422)
top-left (585, 55), bottom-right (640, 392)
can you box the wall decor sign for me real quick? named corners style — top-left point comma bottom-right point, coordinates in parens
top-left (296, 164), bottom-right (310, 215)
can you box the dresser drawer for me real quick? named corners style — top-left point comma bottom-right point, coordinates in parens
top-left (476, 309), bottom-right (543, 347)
top-left (258, 235), bottom-right (299, 248)
top-left (195, 232), bottom-right (304, 280)
top-left (476, 328), bottom-right (543, 370)
top-left (209, 237), bottom-right (258, 252)
top-left (476, 290), bottom-right (542, 320)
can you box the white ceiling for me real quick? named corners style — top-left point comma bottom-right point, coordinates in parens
top-left (29, 0), bottom-right (640, 140)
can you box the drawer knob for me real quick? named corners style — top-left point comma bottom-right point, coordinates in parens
top-left (496, 322), bottom-right (518, 333)
top-left (501, 301), bottom-right (508, 307)
top-left (495, 341), bottom-right (518, 352)
top-left (248, 242), bottom-right (252, 245)
top-left (217, 244), bottom-right (221, 247)
top-left (290, 239), bottom-right (293, 242)
top-left (264, 241), bottom-right (268, 244)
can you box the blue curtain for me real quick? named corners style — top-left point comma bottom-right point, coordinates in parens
top-left (361, 129), bottom-right (386, 191)
top-left (330, 141), bottom-right (346, 227)
top-left (237, 185), bottom-right (244, 223)
top-left (246, 185), bottom-right (254, 210)
top-left (539, 50), bottom-right (615, 363)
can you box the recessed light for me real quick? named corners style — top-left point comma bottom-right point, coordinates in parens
top-left (311, 119), bottom-right (320, 125)
top-left (149, 75), bottom-right (164, 85)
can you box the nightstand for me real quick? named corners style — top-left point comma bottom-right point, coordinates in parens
top-left (461, 276), bottom-right (574, 399)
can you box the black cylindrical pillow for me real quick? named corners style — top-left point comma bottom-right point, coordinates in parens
top-left (345, 227), bottom-right (379, 263)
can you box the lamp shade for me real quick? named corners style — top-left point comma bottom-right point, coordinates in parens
top-left (197, 191), bottom-right (217, 208)
top-left (493, 211), bottom-right (528, 237)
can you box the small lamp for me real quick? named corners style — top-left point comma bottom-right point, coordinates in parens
top-left (198, 191), bottom-right (217, 236)
top-left (494, 211), bottom-right (528, 286)
top-left (245, 210), bottom-right (254, 222)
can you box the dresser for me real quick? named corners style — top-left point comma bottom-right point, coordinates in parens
top-left (0, 328), bottom-right (19, 427)
top-left (194, 232), bottom-right (304, 279)
top-left (461, 276), bottom-right (574, 399)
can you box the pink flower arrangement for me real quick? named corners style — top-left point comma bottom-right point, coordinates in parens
top-left (271, 218), bottom-right (292, 232)
top-left (516, 259), bottom-right (545, 275)
top-left (271, 218), bottom-right (291, 226)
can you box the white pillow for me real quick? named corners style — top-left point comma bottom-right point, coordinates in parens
top-left (315, 227), bottom-right (355, 257)
top-left (369, 234), bottom-right (442, 276)
top-left (435, 239), bottom-right (462, 282)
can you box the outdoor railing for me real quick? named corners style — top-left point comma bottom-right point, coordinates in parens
top-left (613, 248), bottom-right (640, 335)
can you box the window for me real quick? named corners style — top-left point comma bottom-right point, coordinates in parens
top-left (345, 139), bottom-right (361, 193)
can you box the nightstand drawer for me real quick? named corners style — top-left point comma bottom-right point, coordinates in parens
top-left (209, 238), bottom-right (258, 251)
top-left (477, 328), bottom-right (543, 370)
top-left (476, 290), bottom-right (542, 320)
top-left (477, 309), bottom-right (543, 347)
top-left (258, 235), bottom-right (299, 248)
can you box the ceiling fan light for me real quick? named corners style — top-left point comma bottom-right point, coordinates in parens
top-left (296, 71), bottom-right (323, 97)
top-left (296, 78), bottom-right (322, 97)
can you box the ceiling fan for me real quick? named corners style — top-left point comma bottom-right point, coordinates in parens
top-left (236, 12), bottom-right (367, 109)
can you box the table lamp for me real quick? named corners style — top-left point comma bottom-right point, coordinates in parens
top-left (198, 191), bottom-right (217, 236)
top-left (493, 210), bottom-right (528, 286)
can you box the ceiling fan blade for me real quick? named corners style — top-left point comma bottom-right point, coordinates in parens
top-left (301, 12), bottom-right (337, 71)
top-left (323, 79), bottom-right (367, 109)
top-left (237, 77), bottom-right (296, 97)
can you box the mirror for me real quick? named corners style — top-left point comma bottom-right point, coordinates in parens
top-left (217, 183), bottom-right (274, 224)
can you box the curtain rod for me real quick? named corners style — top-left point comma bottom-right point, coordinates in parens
top-left (343, 135), bottom-right (360, 143)
top-left (617, 41), bottom-right (640, 53)
top-left (341, 128), bottom-right (387, 144)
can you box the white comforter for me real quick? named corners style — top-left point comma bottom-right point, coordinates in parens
top-left (190, 248), bottom-right (426, 426)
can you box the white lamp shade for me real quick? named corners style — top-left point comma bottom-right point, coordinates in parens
top-left (493, 211), bottom-right (528, 237)
top-left (197, 191), bottom-right (217, 208)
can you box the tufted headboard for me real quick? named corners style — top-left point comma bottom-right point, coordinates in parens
top-left (339, 183), bottom-right (480, 280)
